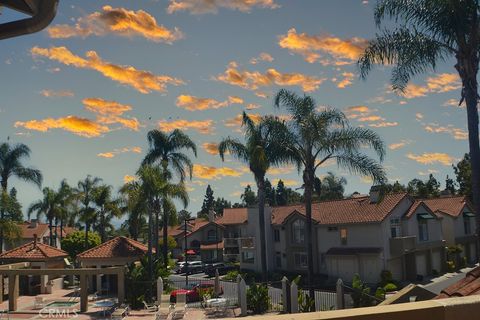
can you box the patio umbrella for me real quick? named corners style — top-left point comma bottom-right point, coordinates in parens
top-left (214, 269), bottom-right (221, 297)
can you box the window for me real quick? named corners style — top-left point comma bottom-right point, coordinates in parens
top-left (275, 252), bottom-right (282, 268)
top-left (242, 251), bottom-right (255, 264)
top-left (328, 226), bottom-right (338, 232)
top-left (390, 218), bottom-right (402, 238)
top-left (207, 229), bottom-right (217, 241)
top-left (294, 253), bottom-right (308, 269)
top-left (274, 229), bottom-right (280, 242)
top-left (464, 217), bottom-right (472, 235)
top-left (340, 228), bottom-right (348, 245)
top-left (292, 219), bottom-right (305, 244)
top-left (418, 220), bottom-right (429, 241)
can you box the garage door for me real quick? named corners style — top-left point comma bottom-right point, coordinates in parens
top-left (327, 256), bottom-right (358, 282)
top-left (360, 256), bottom-right (381, 284)
top-left (416, 252), bottom-right (427, 276)
top-left (431, 250), bottom-right (442, 273)
top-left (387, 258), bottom-right (403, 281)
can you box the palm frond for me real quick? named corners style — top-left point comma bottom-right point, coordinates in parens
top-left (218, 138), bottom-right (249, 162)
top-left (334, 152), bottom-right (387, 184)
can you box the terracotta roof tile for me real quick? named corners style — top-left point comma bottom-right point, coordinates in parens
top-left (422, 196), bottom-right (471, 218)
top-left (272, 193), bottom-right (409, 225)
top-left (405, 200), bottom-right (441, 219)
top-left (216, 208), bottom-right (248, 225)
top-left (437, 266), bottom-right (480, 298)
top-left (0, 240), bottom-right (68, 261)
top-left (77, 236), bottom-right (150, 260)
top-left (19, 222), bottom-right (50, 239)
top-left (162, 218), bottom-right (223, 238)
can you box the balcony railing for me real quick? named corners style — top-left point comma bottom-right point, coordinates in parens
top-left (223, 253), bottom-right (240, 262)
top-left (389, 236), bottom-right (416, 256)
top-left (224, 238), bottom-right (240, 247)
top-left (240, 237), bottom-right (255, 249)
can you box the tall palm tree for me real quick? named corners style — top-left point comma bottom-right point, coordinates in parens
top-left (0, 142), bottom-right (42, 252)
top-left (274, 89), bottom-right (386, 295)
top-left (55, 179), bottom-right (73, 242)
top-left (77, 175), bottom-right (102, 249)
top-left (142, 129), bottom-right (197, 266)
top-left (93, 184), bottom-right (122, 242)
top-left (28, 187), bottom-right (59, 246)
top-left (219, 112), bottom-right (290, 282)
top-left (357, 0), bottom-right (480, 258)
top-left (137, 164), bottom-right (189, 289)
top-left (119, 181), bottom-right (147, 241)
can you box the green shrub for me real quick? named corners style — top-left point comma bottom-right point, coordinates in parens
top-left (246, 284), bottom-right (270, 314)
top-left (351, 274), bottom-right (374, 308)
top-left (222, 270), bottom-right (239, 282)
top-left (375, 287), bottom-right (386, 300)
top-left (298, 291), bottom-right (315, 312)
top-left (380, 270), bottom-right (393, 287)
top-left (61, 230), bottom-right (100, 259)
top-left (383, 283), bottom-right (397, 292)
top-left (446, 260), bottom-right (456, 272)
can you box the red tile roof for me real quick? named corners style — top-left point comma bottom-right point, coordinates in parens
top-left (422, 196), bottom-right (471, 218)
top-left (405, 200), bottom-right (441, 219)
top-left (437, 266), bottom-right (480, 298)
top-left (77, 236), bottom-right (150, 260)
top-left (0, 240), bottom-right (68, 261)
top-left (271, 193), bottom-right (409, 225)
top-left (216, 208), bottom-right (248, 225)
top-left (19, 221), bottom-right (50, 239)
top-left (161, 218), bottom-right (224, 238)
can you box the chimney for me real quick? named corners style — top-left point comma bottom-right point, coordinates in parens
top-left (369, 185), bottom-right (382, 204)
top-left (30, 219), bottom-right (38, 228)
top-left (208, 209), bottom-right (216, 222)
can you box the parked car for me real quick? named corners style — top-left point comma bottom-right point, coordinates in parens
top-left (174, 261), bottom-right (187, 274)
top-left (205, 263), bottom-right (238, 277)
top-left (203, 262), bottom-right (224, 275)
top-left (170, 282), bottom-right (223, 303)
top-left (179, 261), bottom-right (204, 275)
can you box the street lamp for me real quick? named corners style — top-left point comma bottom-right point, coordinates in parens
top-left (184, 218), bottom-right (195, 286)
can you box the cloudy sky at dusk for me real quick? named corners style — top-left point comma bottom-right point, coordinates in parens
top-left (0, 0), bottom-right (469, 217)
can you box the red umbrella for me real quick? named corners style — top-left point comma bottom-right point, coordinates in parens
top-left (186, 249), bottom-right (196, 255)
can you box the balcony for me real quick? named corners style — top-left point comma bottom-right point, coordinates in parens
top-left (223, 253), bottom-right (240, 262)
top-left (389, 236), bottom-right (416, 257)
top-left (240, 237), bottom-right (255, 249)
top-left (224, 238), bottom-right (240, 248)
top-left (417, 239), bottom-right (446, 250)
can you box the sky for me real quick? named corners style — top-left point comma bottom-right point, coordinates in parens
top-left (0, 0), bottom-right (471, 219)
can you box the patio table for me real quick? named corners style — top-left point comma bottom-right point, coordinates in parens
top-left (94, 300), bottom-right (115, 317)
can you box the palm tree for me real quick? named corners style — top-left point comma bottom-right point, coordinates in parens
top-left (119, 181), bottom-right (147, 241)
top-left (274, 89), bottom-right (386, 295)
top-left (28, 187), bottom-right (59, 246)
top-left (219, 112), bottom-right (290, 282)
top-left (93, 184), bottom-right (122, 242)
top-left (77, 175), bottom-right (102, 249)
top-left (137, 164), bottom-right (189, 291)
top-left (357, 0), bottom-right (480, 258)
top-left (55, 179), bottom-right (74, 242)
top-left (142, 129), bottom-right (197, 266)
top-left (0, 142), bottom-right (42, 252)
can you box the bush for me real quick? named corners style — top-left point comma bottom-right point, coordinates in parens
top-left (222, 270), bottom-right (239, 282)
top-left (61, 230), bottom-right (100, 259)
top-left (246, 284), bottom-right (270, 314)
top-left (379, 270), bottom-right (393, 287)
top-left (446, 260), bottom-right (456, 272)
top-left (383, 283), bottom-right (397, 292)
top-left (298, 291), bottom-right (315, 312)
top-left (351, 274), bottom-right (374, 308)
top-left (375, 287), bottom-right (386, 300)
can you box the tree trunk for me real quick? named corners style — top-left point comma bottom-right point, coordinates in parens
top-left (162, 199), bottom-right (169, 269)
top-left (456, 55), bottom-right (480, 262)
top-left (303, 167), bottom-right (315, 298)
top-left (256, 175), bottom-right (268, 283)
top-left (60, 219), bottom-right (64, 243)
top-left (0, 181), bottom-right (7, 253)
top-left (49, 218), bottom-right (53, 246)
top-left (155, 202), bottom-right (160, 260)
top-left (84, 221), bottom-right (89, 250)
top-left (147, 203), bottom-right (153, 301)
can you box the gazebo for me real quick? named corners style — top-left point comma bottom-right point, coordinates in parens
top-left (0, 237), bottom-right (68, 294)
top-left (76, 236), bottom-right (150, 293)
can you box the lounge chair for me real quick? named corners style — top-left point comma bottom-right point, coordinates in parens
top-left (34, 297), bottom-right (46, 309)
top-left (111, 304), bottom-right (129, 320)
top-left (143, 300), bottom-right (158, 312)
top-left (171, 293), bottom-right (186, 320)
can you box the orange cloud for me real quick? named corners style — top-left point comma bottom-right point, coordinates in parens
top-left (31, 46), bottom-right (184, 94)
top-left (278, 28), bottom-right (368, 65)
top-left (424, 124), bottom-right (467, 140)
top-left (224, 113), bottom-right (261, 128)
top-left (368, 121), bottom-right (398, 128)
top-left (407, 152), bottom-right (456, 166)
top-left (272, 178), bottom-right (298, 187)
top-left (388, 140), bottom-right (410, 150)
top-left (123, 175), bottom-right (136, 183)
top-left (14, 116), bottom-right (110, 138)
top-left (443, 98), bottom-right (464, 108)
top-left (48, 6), bottom-right (183, 43)
top-left (202, 143), bottom-right (221, 155)
top-left (159, 119), bottom-right (214, 134)
top-left (193, 164), bottom-right (244, 179)
top-left (250, 52), bottom-right (274, 64)
top-left (176, 95), bottom-right (243, 111)
top-left (167, 0), bottom-right (280, 14)
top-left (267, 165), bottom-right (295, 175)
top-left (336, 72), bottom-right (354, 88)
top-left (246, 103), bottom-right (261, 110)
top-left (97, 146), bottom-right (142, 158)
top-left (403, 73), bottom-right (461, 99)
top-left (216, 61), bottom-right (325, 92)
top-left (416, 113), bottom-right (424, 121)
top-left (82, 98), bottom-right (140, 131)
top-left (40, 89), bottom-right (74, 98)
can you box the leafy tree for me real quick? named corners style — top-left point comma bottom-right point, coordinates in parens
top-left (453, 153), bottom-right (472, 199)
top-left (77, 175), bottom-right (102, 249)
top-left (445, 175), bottom-right (457, 195)
top-left (219, 112), bottom-right (291, 282)
top-left (264, 179), bottom-right (276, 206)
top-left (61, 230), bottom-right (100, 259)
top-left (318, 172), bottom-right (347, 201)
top-left (0, 191), bottom-right (22, 247)
top-left (93, 184), bottom-right (123, 242)
top-left (28, 187), bottom-right (60, 246)
top-left (358, 0), bottom-right (480, 257)
top-left (275, 180), bottom-right (303, 205)
top-left (274, 89), bottom-right (386, 296)
top-left (158, 235), bottom-right (177, 252)
top-left (407, 174), bottom-right (441, 198)
top-left (213, 197), bottom-right (232, 216)
top-left (142, 129), bottom-right (197, 267)
top-left (177, 209), bottom-right (192, 223)
top-left (200, 185), bottom-right (215, 218)
top-left (246, 283), bottom-right (270, 314)
top-left (382, 181), bottom-right (407, 193)
top-left (241, 185), bottom-right (257, 207)
top-left (0, 142), bottom-right (42, 252)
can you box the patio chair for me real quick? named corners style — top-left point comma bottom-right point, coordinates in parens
top-left (34, 297), bottom-right (47, 309)
top-left (171, 293), bottom-right (186, 320)
top-left (111, 304), bottom-right (129, 320)
top-left (143, 300), bottom-right (158, 312)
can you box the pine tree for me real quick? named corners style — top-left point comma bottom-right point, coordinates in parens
top-left (241, 185), bottom-right (257, 206)
top-left (445, 175), bottom-right (456, 195)
top-left (264, 179), bottom-right (276, 206)
top-left (275, 180), bottom-right (287, 206)
top-left (200, 185), bottom-right (214, 218)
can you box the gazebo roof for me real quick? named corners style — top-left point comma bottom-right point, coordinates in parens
top-left (77, 236), bottom-right (150, 260)
top-left (0, 240), bottom-right (68, 261)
